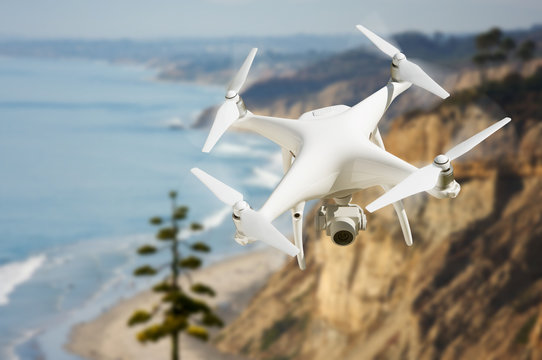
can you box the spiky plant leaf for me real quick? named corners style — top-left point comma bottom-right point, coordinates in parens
top-left (156, 227), bottom-right (177, 241)
top-left (202, 312), bottom-right (224, 327)
top-left (133, 265), bottom-right (157, 276)
top-left (191, 242), bottom-right (211, 252)
top-left (137, 245), bottom-right (157, 255)
top-left (178, 256), bottom-right (202, 269)
top-left (191, 283), bottom-right (216, 297)
top-left (128, 310), bottom-right (152, 326)
top-left (152, 282), bottom-right (174, 293)
top-left (186, 325), bottom-right (209, 341)
top-left (174, 206), bottom-right (188, 220)
top-left (190, 222), bottom-right (203, 231)
top-left (149, 216), bottom-right (163, 225)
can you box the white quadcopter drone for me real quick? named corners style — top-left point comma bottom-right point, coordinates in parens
top-left (191, 25), bottom-right (511, 270)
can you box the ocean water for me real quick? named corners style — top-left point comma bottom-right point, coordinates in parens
top-left (0, 57), bottom-right (287, 359)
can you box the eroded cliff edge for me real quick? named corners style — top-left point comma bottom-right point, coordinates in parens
top-left (214, 70), bottom-right (542, 360)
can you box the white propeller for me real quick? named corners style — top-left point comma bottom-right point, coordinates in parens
top-left (190, 168), bottom-right (243, 206)
top-left (356, 24), bottom-right (450, 99)
top-left (366, 117), bottom-right (511, 212)
top-left (190, 168), bottom-right (299, 257)
top-left (445, 118), bottom-right (511, 160)
top-left (202, 48), bottom-right (258, 153)
top-left (227, 48), bottom-right (258, 97)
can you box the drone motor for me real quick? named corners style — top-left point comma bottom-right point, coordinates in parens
top-left (432, 154), bottom-right (461, 199)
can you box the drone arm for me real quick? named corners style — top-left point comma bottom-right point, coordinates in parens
top-left (369, 127), bottom-right (414, 246)
top-left (370, 126), bottom-right (383, 146)
top-left (233, 112), bottom-right (303, 155)
top-left (350, 81), bottom-right (411, 137)
top-left (258, 151), bottom-right (324, 223)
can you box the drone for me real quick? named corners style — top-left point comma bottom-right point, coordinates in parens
top-left (191, 25), bottom-right (511, 270)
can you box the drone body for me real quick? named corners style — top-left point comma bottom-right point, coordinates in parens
top-left (191, 25), bottom-right (510, 270)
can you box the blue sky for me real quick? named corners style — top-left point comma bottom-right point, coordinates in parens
top-left (1, 0), bottom-right (541, 39)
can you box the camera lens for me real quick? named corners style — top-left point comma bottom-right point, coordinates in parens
top-left (333, 230), bottom-right (354, 246)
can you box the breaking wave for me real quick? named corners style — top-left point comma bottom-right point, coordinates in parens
top-left (0, 255), bottom-right (46, 306)
top-left (245, 167), bottom-right (282, 189)
top-left (178, 206), bottom-right (231, 239)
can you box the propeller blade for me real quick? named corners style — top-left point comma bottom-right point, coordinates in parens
top-left (191, 168), bottom-right (298, 256)
top-left (356, 24), bottom-right (449, 99)
top-left (445, 117), bottom-right (511, 160)
top-left (241, 208), bottom-right (299, 257)
top-left (356, 24), bottom-right (400, 58)
top-left (202, 48), bottom-right (257, 153)
top-left (366, 165), bottom-right (441, 213)
top-left (227, 48), bottom-right (258, 96)
top-left (399, 59), bottom-right (450, 99)
top-left (190, 168), bottom-right (243, 206)
top-left (202, 100), bottom-right (239, 153)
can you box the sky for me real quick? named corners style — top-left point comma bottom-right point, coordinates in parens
top-left (0, 0), bottom-right (541, 39)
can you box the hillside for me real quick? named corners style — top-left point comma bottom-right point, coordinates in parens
top-left (193, 25), bottom-right (542, 129)
top-left (213, 67), bottom-right (542, 359)
top-left (0, 34), bottom-right (367, 84)
top-left (242, 31), bottom-right (475, 109)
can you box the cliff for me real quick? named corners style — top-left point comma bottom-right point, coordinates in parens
top-left (194, 56), bottom-right (542, 131)
top-left (213, 69), bottom-right (542, 360)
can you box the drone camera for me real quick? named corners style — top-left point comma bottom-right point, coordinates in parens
top-left (317, 203), bottom-right (367, 246)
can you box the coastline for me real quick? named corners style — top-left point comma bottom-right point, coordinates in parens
top-left (66, 248), bottom-right (287, 360)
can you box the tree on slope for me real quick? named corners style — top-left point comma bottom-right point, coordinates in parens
top-left (127, 190), bottom-right (223, 360)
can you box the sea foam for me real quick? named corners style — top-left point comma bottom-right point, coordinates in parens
top-left (178, 206), bottom-right (231, 239)
top-left (245, 151), bottom-right (283, 189)
top-left (246, 167), bottom-right (282, 189)
top-left (0, 255), bottom-right (46, 306)
top-left (214, 142), bottom-right (270, 158)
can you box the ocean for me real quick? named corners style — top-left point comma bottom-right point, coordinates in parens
top-left (0, 57), bottom-right (288, 359)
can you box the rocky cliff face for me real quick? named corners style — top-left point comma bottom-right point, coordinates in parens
top-left (214, 81), bottom-right (542, 359)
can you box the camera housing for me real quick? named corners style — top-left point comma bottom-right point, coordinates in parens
top-left (316, 203), bottom-right (367, 246)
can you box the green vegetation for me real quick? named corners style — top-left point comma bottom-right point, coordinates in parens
top-left (128, 190), bottom-right (222, 360)
top-left (191, 242), bottom-right (210, 252)
top-left (472, 27), bottom-right (515, 66)
top-left (127, 310), bottom-right (152, 326)
top-left (260, 314), bottom-right (299, 351)
top-left (240, 339), bottom-right (253, 355)
top-left (472, 27), bottom-right (538, 88)
top-left (191, 283), bottom-right (216, 297)
top-left (445, 66), bottom-right (542, 128)
top-left (133, 265), bottom-right (157, 276)
top-left (137, 245), bottom-right (157, 255)
top-left (514, 314), bottom-right (538, 345)
top-left (472, 26), bottom-right (537, 65)
top-left (178, 256), bottom-right (202, 269)
top-left (149, 216), bottom-right (163, 225)
top-left (517, 40), bottom-right (536, 61)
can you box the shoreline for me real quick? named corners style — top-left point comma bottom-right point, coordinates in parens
top-left (66, 248), bottom-right (287, 360)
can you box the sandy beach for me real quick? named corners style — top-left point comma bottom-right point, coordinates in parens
top-left (66, 248), bottom-right (287, 360)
